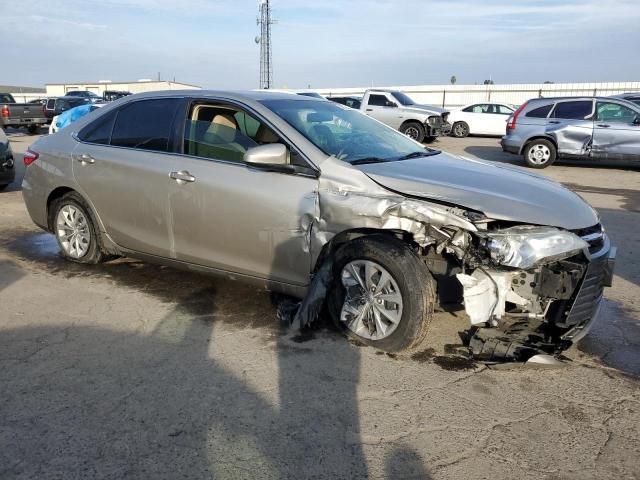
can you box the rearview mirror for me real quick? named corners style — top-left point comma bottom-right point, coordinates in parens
top-left (244, 143), bottom-right (292, 171)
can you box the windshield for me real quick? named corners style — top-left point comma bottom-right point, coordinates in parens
top-left (391, 91), bottom-right (416, 106)
top-left (261, 99), bottom-right (438, 164)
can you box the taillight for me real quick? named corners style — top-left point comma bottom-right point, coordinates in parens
top-left (507, 101), bottom-right (528, 131)
top-left (1, 105), bottom-right (8, 118)
top-left (23, 149), bottom-right (39, 166)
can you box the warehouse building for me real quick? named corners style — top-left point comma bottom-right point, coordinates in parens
top-left (45, 79), bottom-right (201, 97)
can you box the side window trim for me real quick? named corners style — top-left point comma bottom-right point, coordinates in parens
top-left (550, 99), bottom-right (594, 120)
top-left (180, 97), bottom-right (319, 175)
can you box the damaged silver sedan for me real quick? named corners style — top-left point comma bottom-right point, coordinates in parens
top-left (22, 90), bottom-right (616, 360)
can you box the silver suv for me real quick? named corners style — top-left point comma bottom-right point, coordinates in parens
top-left (501, 96), bottom-right (640, 168)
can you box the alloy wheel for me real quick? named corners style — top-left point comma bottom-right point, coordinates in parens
top-left (339, 260), bottom-right (403, 340)
top-left (56, 205), bottom-right (91, 258)
top-left (404, 127), bottom-right (420, 140)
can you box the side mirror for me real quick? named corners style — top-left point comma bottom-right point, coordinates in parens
top-left (244, 143), bottom-right (293, 172)
top-left (633, 116), bottom-right (640, 126)
top-left (386, 102), bottom-right (398, 108)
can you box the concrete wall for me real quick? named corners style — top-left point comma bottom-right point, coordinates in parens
top-left (45, 80), bottom-right (201, 97)
top-left (314, 81), bottom-right (640, 109)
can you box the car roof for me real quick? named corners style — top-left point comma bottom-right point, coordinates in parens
top-left (126, 89), bottom-right (327, 102)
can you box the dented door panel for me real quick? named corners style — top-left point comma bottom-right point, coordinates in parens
top-left (547, 120), bottom-right (594, 157)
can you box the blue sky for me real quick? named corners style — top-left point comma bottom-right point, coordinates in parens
top-left (1, 0), bottom-right (639, 89)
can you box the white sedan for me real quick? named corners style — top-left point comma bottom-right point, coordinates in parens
top-left (448, 102), bottom-right (516, 137)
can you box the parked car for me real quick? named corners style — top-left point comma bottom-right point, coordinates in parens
top-left (0, 93), bottom-right (49, 134)
top-left (49, 103), bottom-right (105, 134)
top-left (51, 96), bottom-right (94, 118)
top-left (609, 92), bottom-right (640, 106)
top-left (328, 96), bottom-right (362, 109)
top-left (502, 96), bottom-right (640, 168)
top-left (102, 90), bottom-right (132, 102)
top-left (0, 128), bottom-right (15, 190)
top-left (22, 91), bottom-right (615, 361)
top-left (65, 91), bottom-right (102, 102)
top-left (359, 89), bottom-right (450, 143)
top-left (448, 102), bottom-right (515, 137)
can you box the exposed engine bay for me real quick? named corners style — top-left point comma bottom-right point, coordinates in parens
top-left (292, 167), bottom-right (616, 363)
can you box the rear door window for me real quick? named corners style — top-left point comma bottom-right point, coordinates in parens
top-left (526, 104), bottom-right (553, 118)
top-left (110, 98), bottom-right (180, 152)
top-left (551, 100), bottom-right (593, 120)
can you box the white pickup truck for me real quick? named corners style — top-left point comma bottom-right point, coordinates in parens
top-left (358, 89), bottom-right (450, 143)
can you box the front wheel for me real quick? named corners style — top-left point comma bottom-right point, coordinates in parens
top-left (400, 122), bottom-right (425, 143)
top-left (523, 139), bottom-right (556, 168)
top-left (328, 235), bottom-right (436, 352)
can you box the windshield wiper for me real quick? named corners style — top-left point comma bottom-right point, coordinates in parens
top-left (397, 150), bottom-right (440, 160)
top-left (350, 156), bottom-right (390, 165)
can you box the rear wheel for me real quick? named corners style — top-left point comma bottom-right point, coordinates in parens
top-left (27, 125), bottom-right (39, 135)
top-left (50, 192), bottom-right (105, 264)
top-left (328, 235), bottom-right (436, 352)
top-left (451, 121), bottom-right (470, 138)
top-left (400, 122), bottom-right (425, 143)
top-left (0, 184), bottom-right (8, 191)
top-left (523, 139), bottom-right (556, 168)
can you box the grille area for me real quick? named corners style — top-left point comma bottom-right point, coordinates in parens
top-left (562, 223), bottom-right (607, 327)
top-left (427, 116), bottom-right (443, 128)
top-left (564, 256), bottom-right (605, 327)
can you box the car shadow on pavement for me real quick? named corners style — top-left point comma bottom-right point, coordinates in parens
top-left (0, 228), bottom-right (433, 478)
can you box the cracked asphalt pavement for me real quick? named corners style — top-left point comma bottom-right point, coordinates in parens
top-left (1, 131), bottom-right (639, 479)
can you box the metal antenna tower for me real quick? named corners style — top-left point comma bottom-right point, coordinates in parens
top-left (256, 0), bottom-right (274, 89)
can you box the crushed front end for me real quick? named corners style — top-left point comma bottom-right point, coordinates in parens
top-left (455, 223), bottom-right (616, 362)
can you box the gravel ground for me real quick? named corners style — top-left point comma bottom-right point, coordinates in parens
top-left (1, 129), bottom-right (639, 479)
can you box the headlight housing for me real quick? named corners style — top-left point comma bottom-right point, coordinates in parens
top-left (482, 226), bottom-right (588, 269)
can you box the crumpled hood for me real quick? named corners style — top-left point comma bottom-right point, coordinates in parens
top-left (356, 153), bottom-right (598, 230)
top-left (403, 104), bottom-right (448, 116)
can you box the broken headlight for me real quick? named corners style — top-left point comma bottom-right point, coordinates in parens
top-left (482, 226), bottom-right (588, 269)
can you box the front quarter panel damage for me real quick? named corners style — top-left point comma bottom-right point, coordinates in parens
top-left (296, 156), bottom-right (476, 328)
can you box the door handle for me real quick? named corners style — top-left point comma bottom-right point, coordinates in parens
top-left (169, 170), bottom-right (196, 183)
top-left (366, 109), bottom-right (373, 112)
top-left (77, 153), bottom-right (95, 165)
top-left (597, 124), bottom-right (611, 128)
top-left (548, 120), bottom-right (560, 124)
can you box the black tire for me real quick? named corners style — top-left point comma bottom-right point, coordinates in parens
top-left (451, 121), bottom-right (469, 138)
top-left (27, 125), bottom-right (39, 135)
top-left (50, 192), bottom-right (106, 264)
top-left (523, 139), bottom-right (556, 168)
top-left (424, 135), bottom-right (438, 144)
top-left (0, 184), bottom-right (8, 191)
top-left (328, 235), bottom-right (436, 352)
top-left (400, 122), bottom-right (425, 143)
